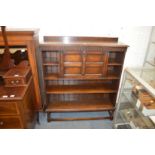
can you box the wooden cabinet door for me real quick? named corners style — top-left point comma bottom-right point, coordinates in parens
top-left (85, 51), bottom-right (105, 76)
top-left (61, 50), bottom-right (108, 78)
top-left (63, 51), bottom-right (83, 77)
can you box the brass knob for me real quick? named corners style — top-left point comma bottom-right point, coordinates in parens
top-left (16, 80), bottom-right (19, 84)
top-left (11, 81), bottom-right (15, 84)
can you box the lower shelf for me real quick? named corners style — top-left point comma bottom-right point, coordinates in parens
top-left (46, 100), bottom-right (115, 112)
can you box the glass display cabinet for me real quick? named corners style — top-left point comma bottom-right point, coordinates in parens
top-left (113, 68), bottom-right (155, 129)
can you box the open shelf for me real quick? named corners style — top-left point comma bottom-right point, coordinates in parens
top-left (46, 99), bottom-right (115, 112)
top-left (42, 51), bottom-right (60, 66)
top-left (108, 66), bottom-right (122, 77)
top-left (44, 73), bottom-right (120, 80)
top-left (46, 84), bottom-right (117, 94)
top-left (108, 59), bottom-right (122, 66)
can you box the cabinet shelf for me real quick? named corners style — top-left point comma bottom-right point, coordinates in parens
top-left (46, 85), bottom-right (117, 94)
top-left (46, 99), bottom-right (115, 112)
top-left (43, 62), bottom-right (59, 66)
top-left (44, 73), bottom-right (120, 80)
top-left (108, 63), bottom-right (122, 66)
top-left (108, 59), bottom-right (122, 66)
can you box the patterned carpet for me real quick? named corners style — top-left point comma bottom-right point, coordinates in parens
top-left (35, 112), bottom-right (113, 129)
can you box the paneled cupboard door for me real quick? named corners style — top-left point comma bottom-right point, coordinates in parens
top-left (61, 50), bottom-right (108, 78)
top-left (63, 51), bottom-right (83, 77)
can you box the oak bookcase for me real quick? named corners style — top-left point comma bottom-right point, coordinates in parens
top-left (39, 36), bottom-right (128, 121)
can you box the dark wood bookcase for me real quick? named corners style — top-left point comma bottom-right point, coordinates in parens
top-left (39, 36), bottom-right (128, 121)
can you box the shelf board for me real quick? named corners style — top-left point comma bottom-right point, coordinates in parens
top-left (44, 73), bottom-right (120, 80)
top-left (46, 100), bottom-right (115, 112)
top-left (46, 85), bottom-right (117, 94)
top-left (43, 62), bottom-right (59, 66)
top-left (108, 63), bottom-right (122, 66)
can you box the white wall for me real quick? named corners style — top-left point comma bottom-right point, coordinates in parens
top-left (144, 27), bottom-right (155, 64)
top-left (119, 27), bottom-right (152, 67)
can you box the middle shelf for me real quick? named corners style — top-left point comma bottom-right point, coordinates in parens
top-left (44, 73), bottom-right (120, 80)
top-left (46, 84), bottom-right (117, 94)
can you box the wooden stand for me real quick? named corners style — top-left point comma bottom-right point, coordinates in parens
top-left (39, 36), bottom-right (128, 121)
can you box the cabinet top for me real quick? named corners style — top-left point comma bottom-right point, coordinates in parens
top-left (0, 28), bottom-right (39, 43)
top-left (40, 36), bottom-right (128, 48)
top-left (44, 36), bottom-right (119, 42)
top-left (0, 28), bottom-right (39, 36)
